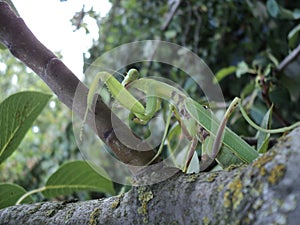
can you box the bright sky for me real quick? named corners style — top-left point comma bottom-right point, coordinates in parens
top-left (12, 0), bottom-right (112, 79)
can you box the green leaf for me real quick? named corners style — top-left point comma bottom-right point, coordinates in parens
top-left (43, 161), bottom-right (115, 198)
top-left (236, 61), bottom-right (249, 78)
top-left (293, 9), bottom-right (300, 20)
top-left (267, 0), bottom-right (280, 18)
top-left (216, 146), bottom-right (243, 169)
top-left (266, 52), bottom-right (278, 67)
top-left (0, 91), bottom-right (51, 164)
top-left (280, 7), bottom-right (300, 20)
top-left (288, 24), bottom-right (300, 50)
top-left (257, 106), bottom-right (273, 153)
top-left (0, 183), bottom-right (32, 209)
top-left (164, 30), bottom-right (177, 39)
top-left (267, 0), bottom-right (300, 20)
top-left (185, 98), bottom-right (258, 164)
top-left (214, 66), bottom-right (236, 83)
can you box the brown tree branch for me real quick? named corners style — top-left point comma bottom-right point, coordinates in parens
top-left (0, 126), bottom-right (300, 224)
top-left (277, 44), bottom-right (300, 72)
top-left (0, 1), bottom-right (157, 172)
top-left (161, 0), bottom-right (181, 31)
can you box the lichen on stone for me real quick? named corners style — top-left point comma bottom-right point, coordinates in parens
top-left (206, 173), bottom-right (218, 182)
top-left (202, 216), bottom-right (211, 225)
top-left (110, 194), bottom-right (123, 209)
top-left (89, 207), bottom-right (100, 225)
top-left (267, 163), bottom-right (286, 185)
top-left (223, 176), bottom-right (244, 210)
top-left (186, 173), bottom-right (199, 182)
top-left (137, 187), bottom-right (154, 224)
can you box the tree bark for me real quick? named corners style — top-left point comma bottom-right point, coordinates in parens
top-left (0, 126), bottom-right (299, 224)
top-left (1, 1), bottom-right (300, 224)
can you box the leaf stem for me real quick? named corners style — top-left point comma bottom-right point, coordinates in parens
top-left (16, 186), bottom-right (46, 205)
top-left (239, 100), bottom-right (300, 133)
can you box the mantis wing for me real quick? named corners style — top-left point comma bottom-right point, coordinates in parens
top-left (130, 77), bottom-right (258, 164)
top-left (184, 98), bottom-right (259, 164)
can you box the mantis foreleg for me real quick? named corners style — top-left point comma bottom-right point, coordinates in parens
top-left (146, 104), bottom-right (174, 165)
top-left (80, 69), bottom-right (159, 141)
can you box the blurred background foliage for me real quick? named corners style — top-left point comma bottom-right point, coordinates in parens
top-left (1, 0), bottom-right (300, 200)
top-left (0, 51), bottom-right (82, 201)
top-left (84, 0), bottom-right (300, 134)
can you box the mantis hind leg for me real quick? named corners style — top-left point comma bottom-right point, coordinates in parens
top-left (182, 137), bottom-right (198, 173)
top-left (146, 104), bottom-right (173, 165)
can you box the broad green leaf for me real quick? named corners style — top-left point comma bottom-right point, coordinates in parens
top-left (293, 9), bottom-right (300, 20)
top-left (266, 53), bottom-right (278, 67)
top-left (0, 91), bottom-right (51, 164)
top-left (0, 183), bottom-right (32, 209)
top-left (185, 98), bottom-right (258, 164)
top-left (214, 66), bottom-right (236, 83)
top-left (257, 106), bottom-right (273, 153)
top-left (216, 146), bottom-right (243, 169)
top-left (280, 8), bottom-right (300, 20)
top-left (267, 0), bottom-right (280, 18)
top-left (267, 0), bottom-right (300, 20)
top-left (43, 161), bottom-right (115, 198)
top-left (236, 61), bottom-right (249, 78)
top-left (288, 24), bottom-right (300, 50)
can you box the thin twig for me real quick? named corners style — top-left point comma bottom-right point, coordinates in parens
top-left (277, 44), bottom-right (300, 72)
top-left (161, 0), bottom-right (181, 31)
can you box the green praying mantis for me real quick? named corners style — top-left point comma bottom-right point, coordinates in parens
top-left (81, 69), bottom-right (300, 172)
